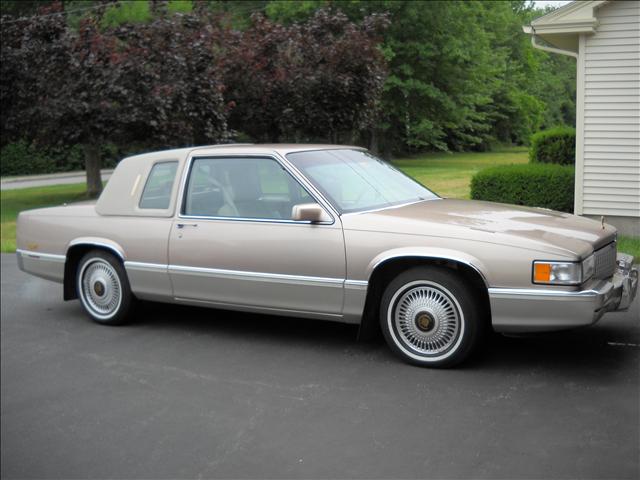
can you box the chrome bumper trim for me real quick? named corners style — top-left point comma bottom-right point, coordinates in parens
top-left (490, 254), bottom-right (638, 333)
top-left (16, 249), bottom-right (66, 262)
top-left (615, 253), bottom-right (638, 311)
top-left (15, 249), bottom-right (66, 283)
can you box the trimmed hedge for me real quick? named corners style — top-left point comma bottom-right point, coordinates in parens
top-left (1, 141), bottom-right (118, 177)
top-left (529, 126), bottom-right (575, 165)
top-left (470, 163), bottom-right (575, 213)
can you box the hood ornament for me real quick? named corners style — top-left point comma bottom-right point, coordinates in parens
top-left (601, 216), bottom-right (606, 230)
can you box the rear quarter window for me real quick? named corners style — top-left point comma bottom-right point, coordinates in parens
top-left (139, 162), bottom-right (179, 209)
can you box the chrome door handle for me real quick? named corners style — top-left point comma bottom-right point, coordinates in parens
top-left (176, 223), bottom-right (198, 229)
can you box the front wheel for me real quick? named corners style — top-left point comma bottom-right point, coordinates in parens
top-left (76, 250), bottom-right (135, 325)
top-left (380, 266), bottom-right (485, 368)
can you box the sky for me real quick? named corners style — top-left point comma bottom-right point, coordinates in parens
top-left (533, 1), bottom-right (572, 9)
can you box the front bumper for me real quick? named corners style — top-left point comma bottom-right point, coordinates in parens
top-left (490, 253), bottom-right (638, 333)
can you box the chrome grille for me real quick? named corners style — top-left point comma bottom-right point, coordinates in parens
top-left (594, 242), bottom-right (617, 279)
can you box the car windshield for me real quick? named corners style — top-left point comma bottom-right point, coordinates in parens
top-left (286, 149), bottom-right (439, 214)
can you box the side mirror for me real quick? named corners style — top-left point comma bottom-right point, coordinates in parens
top-left (291, 203), bottom-right (332, 223)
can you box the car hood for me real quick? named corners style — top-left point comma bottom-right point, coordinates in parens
top-left (342, 199), bottom-right (617, 258)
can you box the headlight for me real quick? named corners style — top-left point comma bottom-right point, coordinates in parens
top-left (533, 259), bottom-right (591, 286)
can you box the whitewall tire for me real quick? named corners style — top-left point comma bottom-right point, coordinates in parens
top-left (380, 266), bottom-right (484, 368)
top-left (76, 250), bottom-right (135, 325)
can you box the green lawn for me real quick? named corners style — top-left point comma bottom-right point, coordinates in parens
top-left (619, 236), bottom-right (640, 260)
top-left (393, 147), bottom-right (529, 199)
top-left (1, 146), bottom-right (638, 258)
top-left (1, 184), bottom-right (91, 253)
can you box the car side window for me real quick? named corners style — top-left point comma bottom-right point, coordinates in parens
top-left (183, 157), bottom-right (313, 220)
top-left (139, 161), bottom-right (178, 209)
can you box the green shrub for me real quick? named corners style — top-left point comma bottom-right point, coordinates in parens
top-left (167, 1), bottom-right (193, 14)
top-left (1, 141), bottom-right (118, 177)
top-left (101, 1), bottom-right (152, 29)
top-left (470, 163), bottom-right (575, 213)
top-left (529, 127), bottom-right (576, 165)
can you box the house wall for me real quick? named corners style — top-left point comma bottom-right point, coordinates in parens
top-left (578, 0), bottom-right (640, 235)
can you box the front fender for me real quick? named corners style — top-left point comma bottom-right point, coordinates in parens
top-left (366, 247), bottom-right (490, 288)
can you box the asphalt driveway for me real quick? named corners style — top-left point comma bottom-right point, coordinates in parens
top-left (1, 253), bottom-right (639, 479)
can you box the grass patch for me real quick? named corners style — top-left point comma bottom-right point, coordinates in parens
top-left (393, 147), bottom-right (529, 199)
top-left (1, 183), bottom-right (90, 252)
top-left (619, 236), bottom-right (640, 259)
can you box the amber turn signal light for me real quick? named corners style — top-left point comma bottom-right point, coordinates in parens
top-left (533, 262), bottom-right (552, 283)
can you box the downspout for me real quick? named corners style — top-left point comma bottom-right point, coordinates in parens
top-left (528, 25), bottom-right (583, 216)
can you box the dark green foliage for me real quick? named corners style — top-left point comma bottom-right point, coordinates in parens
top-left (1, 0), bottom-right (578, 175)
top-left (221, 9), bottom-right (388, 143)
top-left (1, 2), bottom-right (386, 186)
top-left (1, 2), bottom-right (230, 195)
top-left (470, 163), bottom-right (575, 213)
top-left (0, 141), bottom-right (118, 177)
top-left (529, 127), bottom-right (576, 165)
top-left (266, 0), bottom-right (576, 153)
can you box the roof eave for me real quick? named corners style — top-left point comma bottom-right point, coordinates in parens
top-left (529, 19), bottom-right (599, 35)
top-left (522, 1), bottom-right (608, 55)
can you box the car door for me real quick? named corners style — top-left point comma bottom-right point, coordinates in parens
top-left (168, 154), bottom-right (346, 317)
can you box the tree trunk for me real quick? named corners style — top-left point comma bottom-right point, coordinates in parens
top-left (381, 139), bottom-right (392, 161)
top-left (83, 143), bottom-right (103, 198)
top-left (369, 128), bottom-right (379, 154)
top-left (346, 130), bottom-right (356, 145)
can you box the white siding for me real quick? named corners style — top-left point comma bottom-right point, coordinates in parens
top-left (581, 0), bottom-right (640, 218)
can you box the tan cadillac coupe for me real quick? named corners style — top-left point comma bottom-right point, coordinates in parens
top-left (16, 145), bottom-right (638, 367)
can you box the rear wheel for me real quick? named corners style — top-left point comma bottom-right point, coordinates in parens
top-left (380, 266), bottom-right (484, 368)
top-left (76, 250), bottom-right (135, 325)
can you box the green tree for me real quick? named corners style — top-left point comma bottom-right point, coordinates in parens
top-left (266, 0), bottom-right (576, 152)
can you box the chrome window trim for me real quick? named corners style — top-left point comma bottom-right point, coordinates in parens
top-left (177, 214), bottom-right (324, 225)
top-left (176, 153), bottom-right (337, 226)
top-left (16, 249), bottom-right (66, 262)
top-left (284, 146), bottom-right (367, 156)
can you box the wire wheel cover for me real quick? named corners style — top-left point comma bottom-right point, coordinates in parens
top-left (80, 259), bottom-right (122, 318)
top-left (393, 284), bottom-right (461, 355)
